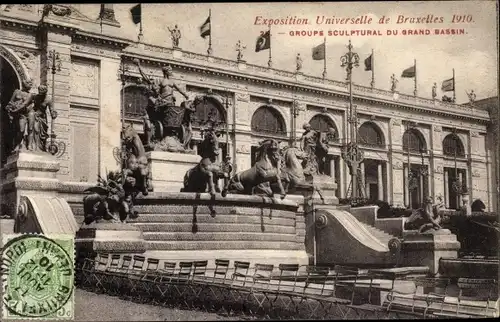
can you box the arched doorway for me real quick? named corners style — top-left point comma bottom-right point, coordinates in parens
top-left (1, 55), bottom-right (22, 166)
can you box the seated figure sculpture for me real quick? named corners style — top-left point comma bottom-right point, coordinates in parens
top-left (404, 196), bottom-right (444, 233)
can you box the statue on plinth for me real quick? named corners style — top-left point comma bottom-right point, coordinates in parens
top-left (4, 79), bottom-right (35, 153)
top-left (222, 139), bottom-right (286, 199)
top-left (121, 123), bottom-right (152, 196)
top-left (432, 82), bottom-right (437, 100)
top-left (28, 85), bottom-right (58, 152)
top-left (405, 196), bottom-right (444, 233)
top-left (301, 122), bottom-right (331, 177)
top-left (296, 53), bottom-right (303, 72)
top-left (181, 123), bottom-right (232, 197)
top-left (134, 59), bottom-right (194, 153)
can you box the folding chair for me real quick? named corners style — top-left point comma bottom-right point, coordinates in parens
top-left (273, 264), bottom-right (300, 316)
top-left (155, 261), bottom-right (177, 306)
top-left (93, 254), bottom-right (111, 293)
top-left (228, 261), bottom-right (251, 315)
top-left (212, 259), bottom-right (230, 285)
top-left (175, 261), bottom-right (193, 309)
top-left (454, 278), bottom-right (498, 318)
top-left (248, 264), bottom-right (275, 318)
top-left (207, 259), bottom-right (231, 313)
top-left (412, 277), bottom-right (450, 318)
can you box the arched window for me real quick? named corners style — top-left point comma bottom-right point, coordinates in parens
top-left (403, 129), bottom-right (427, 153)
top-left (122, 85), bottom-right (148, 119)
top-left (443, 134), bottom-right (465, 157)
top-left (359, 122), bottom-right (384, 147)
top-left (251, 106), bottom-right (286, 136)
top-left (309, 114), bottom-right (338, 137)
top-left (192, 96), bottom-right (226, 127)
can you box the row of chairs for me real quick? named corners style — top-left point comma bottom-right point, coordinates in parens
top-left (76, 254), bottom-right (498, 319)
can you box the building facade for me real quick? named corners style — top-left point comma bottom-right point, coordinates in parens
top-left (0, 4), bottom-right (496, 211)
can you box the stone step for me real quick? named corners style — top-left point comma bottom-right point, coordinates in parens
top-left (146, 240), bottom-right (303, 251)
top-left (129, 213), bottom-right (296, 227)
top-left (133, 205), bottom-right (295, 218)
top-left (143, 231), bottom-right (298, 242)
top-left (133, 222), bottom-right (296, 234)
top-left (359, 223), bottom-right (395, 245)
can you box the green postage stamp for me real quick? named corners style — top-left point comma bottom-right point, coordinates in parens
top-left (1, 234), bottom-right (75, 320)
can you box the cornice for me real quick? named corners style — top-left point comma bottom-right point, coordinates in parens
top-left (72, 31), bottom-right (130, 50)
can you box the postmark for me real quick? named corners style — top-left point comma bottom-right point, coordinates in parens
top-left (1, 234), bottom-right (75, 320)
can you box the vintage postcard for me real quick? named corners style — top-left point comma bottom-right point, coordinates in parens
top-left (0, 1), bottom-right (498, 321)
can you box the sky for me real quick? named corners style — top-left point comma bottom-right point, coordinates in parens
top-left (77, 1), bottom-right (497, 104)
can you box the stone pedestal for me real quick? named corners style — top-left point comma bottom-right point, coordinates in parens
top-left (147, 151), bottom-right (200, 192)
top-left (0, 152), bottom-right (61, 219)
top-left (173, 48), bottom-right (183, 59)
top-left (75, 222), bottom-right (147, 263)
top-left (401, 229), bottom-right (461, 275)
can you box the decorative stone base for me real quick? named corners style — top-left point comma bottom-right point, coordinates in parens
top-left (75, 222), bottom-right (147, 261)
top-left (147, 151), bottom-right (201, 192)
top-left (401, 229), bottom-right (461, 275)
top-left (0, 151), bottom-right (61, 219)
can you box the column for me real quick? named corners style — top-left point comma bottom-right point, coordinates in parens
top-left (458, 171), bottom-right (464, 207)
top-left (339, 157), bottom-right (345, 198)
top-left (360, 162), bottom-right (366, 198)
top-left (330, 157), bottom-right (336, 180)
top-left (404, 166), bottom-right (409, 207)
top-left (420, 172), bottom-right (424, 204)
top-left (377, 162), bottom-right (384, 201)
top-left (444, 169), bottom-right (450, 208)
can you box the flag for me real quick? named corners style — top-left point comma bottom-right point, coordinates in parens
top-left (200, 16), bottom-right (210, 39)
top-left (401, 65), bottom-right (416, 78)
top-left (312, 42), bottom-right (325, 60)
top-left (130, 4), bottom-right (141, 25)
top-left (255, 31), bottom-right (270, 52)
top-left (441, 78), bottom-right (454, 92)
top-left (364, 54), bottom-right (373, 71)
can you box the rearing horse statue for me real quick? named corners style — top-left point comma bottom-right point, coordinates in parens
top-left (181, 126), bottom-right (229, 196)
top-left (222, 139), bottom-right (286, 199)
top-left (273, 146), bottom-right (326, 203)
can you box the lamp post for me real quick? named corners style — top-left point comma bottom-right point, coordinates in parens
top-left (405, 121), bottom-right (418, 208)
top-left (340, 40), bottom-right (363, 198)
top-left (47, 49), bottom-right (62, 156)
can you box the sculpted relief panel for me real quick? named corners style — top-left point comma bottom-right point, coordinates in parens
top-left (70, 58), bottom-right (99, 99)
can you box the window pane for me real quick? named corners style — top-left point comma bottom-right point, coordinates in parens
top-left (251, 106), bottom-right (286, 135)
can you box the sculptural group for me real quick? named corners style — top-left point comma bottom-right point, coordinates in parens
top-left (2, 81), bottom-right (57, 155)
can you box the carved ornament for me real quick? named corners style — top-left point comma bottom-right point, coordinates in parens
top-left (392, 161), bottom-right (403, 170)
top-left (472, 170), bottom-right (481, 177)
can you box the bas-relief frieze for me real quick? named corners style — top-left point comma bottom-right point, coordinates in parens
top-left (72, 43), bottom-right (120, 60)
top-left (70, 60), bottom-right (99, 99)
top-left (236, 145), bottom-right (251, 154)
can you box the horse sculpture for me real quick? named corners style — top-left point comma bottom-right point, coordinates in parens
top-left (181, 126), bottom-right (229, 196)
top-left (273, 146), bottom-right (325, 203)
top-left (222, 139), bottom-right (286, 199)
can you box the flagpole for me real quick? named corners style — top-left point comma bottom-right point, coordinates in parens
top-left (207, 9), bottom-right (212, 56)
top-left (322, 37), bottom-right (327, 79)
top-left (370, 49), bottom-right (375, 88)
top-left (413, 58), bottom-right (417, 97)
top-left (138, 4), bottom-right (143, 42)
top-left (268, 24), bottom-right (272, 68)
top-left (452, 68), bottom-right (456, 103)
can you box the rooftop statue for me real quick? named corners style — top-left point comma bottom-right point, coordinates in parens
top-left (134, 59), bottom-right (194, 153)
top-left (222, 139), bottom-right (286, 199)
top-left (168, 25), bottom-right (181, 48)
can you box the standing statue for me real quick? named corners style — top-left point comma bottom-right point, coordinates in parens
top-left (235, 40), bottom-right (246, 61)
top-left (222, 139), bottom-right (286, 199)
top-left (467, 90), bottom-right (476, 106)
top-left (180, 100), bottom-right (195, 150)
top-left (168, 25), bottom-right (181, 48)
top-left (142, 83), bottom-right (160, 150)
top-left (390, 74), bottom-right (398, 92)
top-left (301, 123), bottom-right (320, 175)
top-left (182, 125), bottom-right (231, 196)
top-left (5, 79), bottom-right (35, 153)
top-left (121, 123), bottom-right (152, 196)
top-left (296, 53), bottom-right (303, 72)
top-left (27, 85), bottom-right (57, 152)
top-left (432, 82), bottom-right (437, 99)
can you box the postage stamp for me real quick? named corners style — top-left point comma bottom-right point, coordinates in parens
top-left (1, 234), bottom-right (75, 320)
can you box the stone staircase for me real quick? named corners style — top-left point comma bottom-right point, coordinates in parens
top-left (358, 222), bottom-right (396, 247)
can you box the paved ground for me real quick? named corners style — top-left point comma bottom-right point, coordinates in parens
top-left (73, 289), bottom-right (234, 321)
